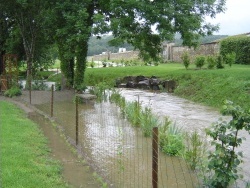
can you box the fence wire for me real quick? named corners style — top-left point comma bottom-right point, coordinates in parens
top-left (21, 90), bottom-right (202, 188)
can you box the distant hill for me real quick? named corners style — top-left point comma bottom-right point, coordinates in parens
top-left (87, 35), bottom-right (134, 56)
top-left (88, 34), bottom-right (228, 56)
top-left (174, 33), bottom-right (228, 46)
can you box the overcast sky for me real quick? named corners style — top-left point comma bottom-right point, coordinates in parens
top-left (207, 0), bottom-right (250, 36)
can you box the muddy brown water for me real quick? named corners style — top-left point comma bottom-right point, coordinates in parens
top-left (16, 89), bottom-right (250, 187)
top-left (28, 112), bottom-right (101, 188)
top-left (36, 100), bottom-right (198, 188)
top-left (119, 89), bottom-right (250, 187)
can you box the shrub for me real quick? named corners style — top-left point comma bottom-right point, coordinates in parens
top-left (159, 119), bottom-right (185, 156)
top-left (184, 130), bottom-right (207, 171)
top-left (32, 80), bottom-right (49, 90)
top-left (220, 36), bottom-right (250, 65)
top-left (206, 56), bottom-right (216, 69)
top-left (224, 52), bottom-right (236, 67)
top-left (204, 101), bottom-right (250, 187)
top-left (4, 86), bottom-right (22, 97)
top-left (216, 55), bottom-right (224, 69)
top-left (181, 52), bottom-right (191, 70)
top-left (195, 55), bottom-right (206, 69)
top-left (90, 61), bottom-right (95, 68)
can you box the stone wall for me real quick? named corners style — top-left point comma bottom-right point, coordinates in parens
top-left (90, 51), bottom-right (140, 61)
top-left (90, 42), bottom-right (220, 62)
top-left (163, 42), bottom-right (220, 62)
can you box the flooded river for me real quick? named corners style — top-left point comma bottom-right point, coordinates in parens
top-left (32, 88), bottom-right (250, 187)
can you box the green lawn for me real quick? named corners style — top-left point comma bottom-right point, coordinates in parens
top-left (0, 101), bottom-right (68, 188)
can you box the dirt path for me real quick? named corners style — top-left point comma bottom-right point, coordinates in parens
top-left (0, 94), bottom-right (101, 188)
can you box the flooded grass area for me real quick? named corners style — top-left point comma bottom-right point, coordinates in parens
top-left (18, 89), bottom-right (250, 187)
top-left (34, 91), bottom-right (198, 187)
top-left (28, 112), bottom-right (101, 188)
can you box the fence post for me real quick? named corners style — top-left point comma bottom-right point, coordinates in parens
top-left (29, 79), bottom-right (31, 104)
top-left (51, 84), bottom-right (54, 117)
top-left (75, 96), bottom-right (79, 146)
top-left (152, 127), bottom-right (159, 188)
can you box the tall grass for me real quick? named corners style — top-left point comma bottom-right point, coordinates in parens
top-left (139, 107), bottom-right (159, 137)
top-left (159, 121), bottom-right (185, 156)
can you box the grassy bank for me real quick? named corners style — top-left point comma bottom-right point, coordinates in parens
top-left (0, 101), bottom-right (68, 188)
top-left (84, 63), bottom-right (250, 110)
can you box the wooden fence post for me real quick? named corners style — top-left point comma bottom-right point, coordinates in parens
top-left (51, 84), bottom-right (54, 117)
top-left (152, 127), bottom-right (159, 188)
top-left (75, 96), bottom-right (79, 145)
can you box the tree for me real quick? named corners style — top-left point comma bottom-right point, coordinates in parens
top-left (47, 0), bottom-right (225, 89)
top-left (0, 0), bottom-right (49, 82)
top-left (0, 7), bottom-right (13, 75)
top-left (2, 0), bottom-right (226, 89)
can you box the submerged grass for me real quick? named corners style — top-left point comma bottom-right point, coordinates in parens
top-left (0, 101), bottom-right (68, 188)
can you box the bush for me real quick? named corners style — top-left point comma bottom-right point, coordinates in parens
top-left (4, 86), bottom-right (22, 97)
top-left (159, 120), bottom-right (185, 156)
top-left (220, 36), bottom-right (250, 65)
top-left (224, 52), bottom-right (236, 67)
top-left (32, 80), bottom-right (49, 90)
top-left (195, 55), bottom-right (206, 69)
top-left (181, 52), bottom-right (191, 70)
top-left (205, 101), bottom-right (250, 187)
top-left (216, 55), bottom-right (224, 69)
top-left (206, 56), bottom-right (216, 69)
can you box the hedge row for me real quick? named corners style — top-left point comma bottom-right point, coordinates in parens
top-left (220, 35), bottom-right (250, 65)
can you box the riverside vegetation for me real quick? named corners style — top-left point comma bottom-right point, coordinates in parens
top-left (90, 83), bottom-right (250, 187)
top-left (46, 59), bottom-right (250, 187)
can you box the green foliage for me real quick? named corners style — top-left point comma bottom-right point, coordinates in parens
top-left (88, 35), bottom-right (133, 56)
top-left (195, 55), bottom-right (206, 69)
top-left (85, 63), bottom-right (250, 110)
top-left (74, 83), bottom-right (87, 93)
top-left (72, 95), bottom-right (84, 104)
top-left (89, 82), bottom-right (112, 102)
top-left (205, 100), bottom-right (250, 187)
top-left (184, 130), bottom-right (207, 171)
top-left (125, 101), bottom-right (141, 127)
top-left (181, 52), bottom-right (191, 70)
top-left (4, 86), bottom-right (22, 97)
top-left (220, 36), bottom-right (250, 65)
top-left (31, 80), bottom-right (49, 90)
top-left (55, 82), bottom-right (61, 91)
top-left (224, 52), bottom-right (236, 67)
top-left (109, 89), bottom-right (126, 117)
top-left (206, 56), bottom-right (217, 69)
top-left (90, 61), bottom-right (95, 68)
top-left (139, 107), bottom-right (159, 137)
top-left (216, 55), bottom-right (224, 69)
top-left (159, 120), bottom-right (185, 156)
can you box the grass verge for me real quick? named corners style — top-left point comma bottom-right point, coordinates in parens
top-left (0, 101), bottom-right (68, 188)
top-left (84, 63), bottom-right (250, 110)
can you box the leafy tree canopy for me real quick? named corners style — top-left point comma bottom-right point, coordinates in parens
top-left (1, 0), bottom-right (226, 88)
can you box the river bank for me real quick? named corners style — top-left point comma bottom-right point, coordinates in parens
top-left (0, 95), bottom-right (101, 187)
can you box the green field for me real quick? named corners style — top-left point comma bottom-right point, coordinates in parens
top-left (0, 101), bottom-right (68, 188)
top-left (84, 63), bottom-right (250, 110)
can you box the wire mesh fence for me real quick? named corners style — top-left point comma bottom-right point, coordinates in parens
top-left (18, 88), bottom-right (202, 187)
